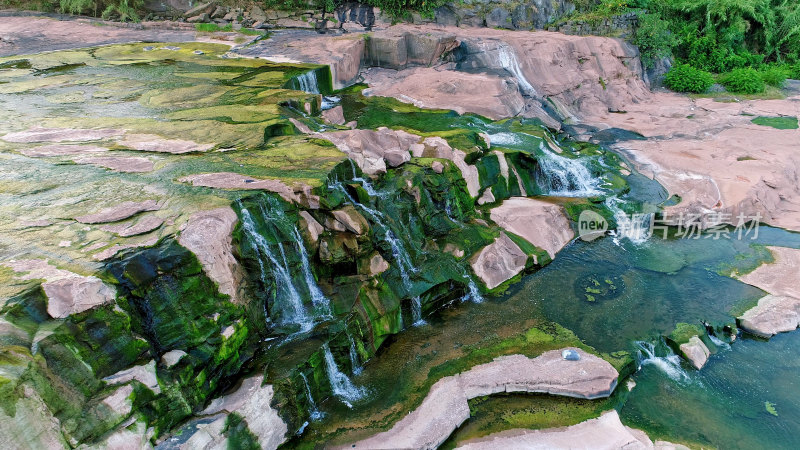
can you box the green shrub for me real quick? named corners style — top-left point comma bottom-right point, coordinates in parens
top-left (633, 13), bottom-right (679, 68)
top-left (759, 65), bottom-right (789, 87)
top-left (59, 0), bottom-right (142, 21)
top-left (664, 63), bottom-right (715, 93)
top-left (790, 63), bottom-right (800, 80)
top-left (720, 68), bottom-right (766, 94)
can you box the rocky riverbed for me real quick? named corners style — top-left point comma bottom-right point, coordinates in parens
top-left (1, 11), bottom-right (799, 450)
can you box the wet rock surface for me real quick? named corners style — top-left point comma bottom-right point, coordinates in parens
top-left (738, 247), bottom-right (800, 337)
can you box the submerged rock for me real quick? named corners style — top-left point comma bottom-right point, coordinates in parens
top-left (345, 349), bottom-right (618, 449)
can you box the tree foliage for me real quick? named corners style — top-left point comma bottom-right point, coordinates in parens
top-left (664, 63), bottom-right (715, 92)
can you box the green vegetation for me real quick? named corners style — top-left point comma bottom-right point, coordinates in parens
top-left (59, 0), bottom-right (143, 21)
top-left (719, 67), bottom-right (765, 93)
top-left (664, 63), bottom-right (715, 93)
top-left (751, 116), bottom-right (799, 129)
top-left (570, 1), bottom-right (800, 93)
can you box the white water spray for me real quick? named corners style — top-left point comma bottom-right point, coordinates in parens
top-left (635, 341), bottom-right (690, 382)
top-left (322, 344), bottom-right (367, 408)
top-left (299, 372), bottom-right (323, 421)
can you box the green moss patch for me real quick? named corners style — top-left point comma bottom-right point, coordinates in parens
top-left (751, 116), bottom-right (799, 130)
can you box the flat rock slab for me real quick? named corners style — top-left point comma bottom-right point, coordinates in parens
top-left (100, 215), bottom-right (164, 237)
top-left (346, 349), bottom-right (618, 449)
top-left (2, 127), bottom-right (123, 143)
top-left (470, 233), bottom-right (527, 290)
top-left (178, 172), bottom-right (302, 204)
top-left (73, 155), bottom-right (155, 173)
top-left (19, 144), bottom-right (109, 157)
top-left (3, 259), bottom-right (116, 319)
top-left (490, 197), bottom-right (574, 259)
top-left (455, 410), bottom-right (688, 450)
top-left (75, 200), bottom-right (160, 224)
top-left (738, 246), bottom-right (800, 337)
top-left (178, 207), bottom-right (241, 302)
top-left (118, 134), bottom-right (213, 154)
top-left (103, 360), bottom-right (161, 395)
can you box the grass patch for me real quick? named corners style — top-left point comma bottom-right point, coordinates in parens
top-left (751, 116), bottom-right (799, 130)
top-left (195, 23), bottom-right (266, 36)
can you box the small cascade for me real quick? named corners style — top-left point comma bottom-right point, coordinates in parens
top-left (240, 207), bottom-right (312, 330)
top-left (411, 296), bottom-right (425, 325)
top-left (536, 144), bottom-right (602, 197)
top-left (634, 340), bottom-right (690, 382)
top-left (322, 344), bottom-right (367, 408)
top-left (330, 180), bottom-right (416, 288)
top-left (605, 197), bottom-right (653, 245)
top-left (709, 334), bottom-right (732, 351)
top-left (460, 269), bottom-right (484, 303)
top-left (347, 332), bottom-right (363, 376)
top-left (321, 95), bottom-right (340, 110)
top-left (299, 372), bottom-right (323, 421)
top-left (291, 226), bottom-right (332, 317)
top-left (494, 43), bottom-right (536, 96)
top-left (347, 159), bottom-right (382, 198)
top-left (292, 69), bottom-right (320, 94)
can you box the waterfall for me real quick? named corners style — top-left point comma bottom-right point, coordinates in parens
top-left (536, 144), bottom-right (602, 197)
top-left (709, 334), bottom-right (731, 351)
top-left (321, 95), bottom-right (340, 111)
top-left (460, 269), bottom-right (484, 303)
top-left (299, 372), bottom-right (323, 421)
top-left (634, 340), bottom-right (690, 382)
top-left (494, 43), bottom-right (536, 96)
top-left (291, 226), bottom-right (332, 317)
top-left (322, 344), bottom-right (367, 408)
top-left (239, 207), bottom-right (312, 331)
top-left (347, 332), bottom-right (363, 376)
top-left (292, 69), bottom-right (320, 94)
top-left (411, 296), bottom-right (425, 325)
top-left (347, 159), bottom-right (382, 198)
top-left (330, 180), bottom-right (416, 288)
top-left (605, 197), bottom-right (653, 245)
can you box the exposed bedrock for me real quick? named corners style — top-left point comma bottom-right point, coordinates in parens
top-left (236, 25), bottom-right (648, 123)
top-left (455, 410), bottom-right (689, 450)
top-left (737, 246), bottom-right (800, 338)
top-left (345, 349), bottom-right (619, 449)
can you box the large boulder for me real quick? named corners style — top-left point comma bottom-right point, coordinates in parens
top-left (737, 247), bottom-right (800, 337)
top-left (679, 336), bottom-right (710, 370)
top-left (323, 128), bottom-right (419, 175)
top-left (470, 233), bottom-right (528, 290)
top-left (490, 197), bottom-right (574, 259)
top-left (178, 207), bottom-right (242, 302)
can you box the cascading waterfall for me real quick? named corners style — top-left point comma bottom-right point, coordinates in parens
top-left (536, 142), bottom-right (602, 197)
top-left (411, 296), bottom-right (425, 325)
top-left (291, 226), bottom-right (332, 317)
top-left (299, 372), bottom-right (323, 421)
top-left (605, 197), bottom-right (653, 245)
top-left (330, 180), bottom-right (416, 288)
top-left (292, 69), bottom-right (320, 94)
top-left (634, 340), bottom-right (690, 382)
top-left (240, 207), bottom-right (312, 330)
top-left (493, 42), bottom-right (536, 96)
top-left (459, 268), bottom-right (484, 303)
top-left (346, 332), bottom-right (363, 376)
top-left (322, 343), bottom-right (367, 408)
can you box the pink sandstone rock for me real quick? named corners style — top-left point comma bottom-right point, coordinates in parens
top-left (345, 349), bottom-right (618, 449)
top-left (490, 197), bottom-right (574, 259)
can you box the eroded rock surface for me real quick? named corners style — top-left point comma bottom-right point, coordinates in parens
top-left (75, 200), bottom-right (160, 224)
top-left (470, 233), bottom-right (527, 290)
top-left (738, 246), bottom-right (800, 337)
top-left (323, 127), bottom-right (419, 175)
top-left (347, 349), bottom-right (618, 449)
top-left (3, 259), bottom-right (116, 318)
top-left (119, 134), bottom-right (214, 154)
top-left (178, 207), bottom-right (242, 302)
top-left (178, 172), bottom-right (307, 204)
top-left (490, 197), bottom-right (574, 259)
top-left (455, 410), bottom-right (689, 450)
top-left (2, 127), bottom-right (123, 143)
